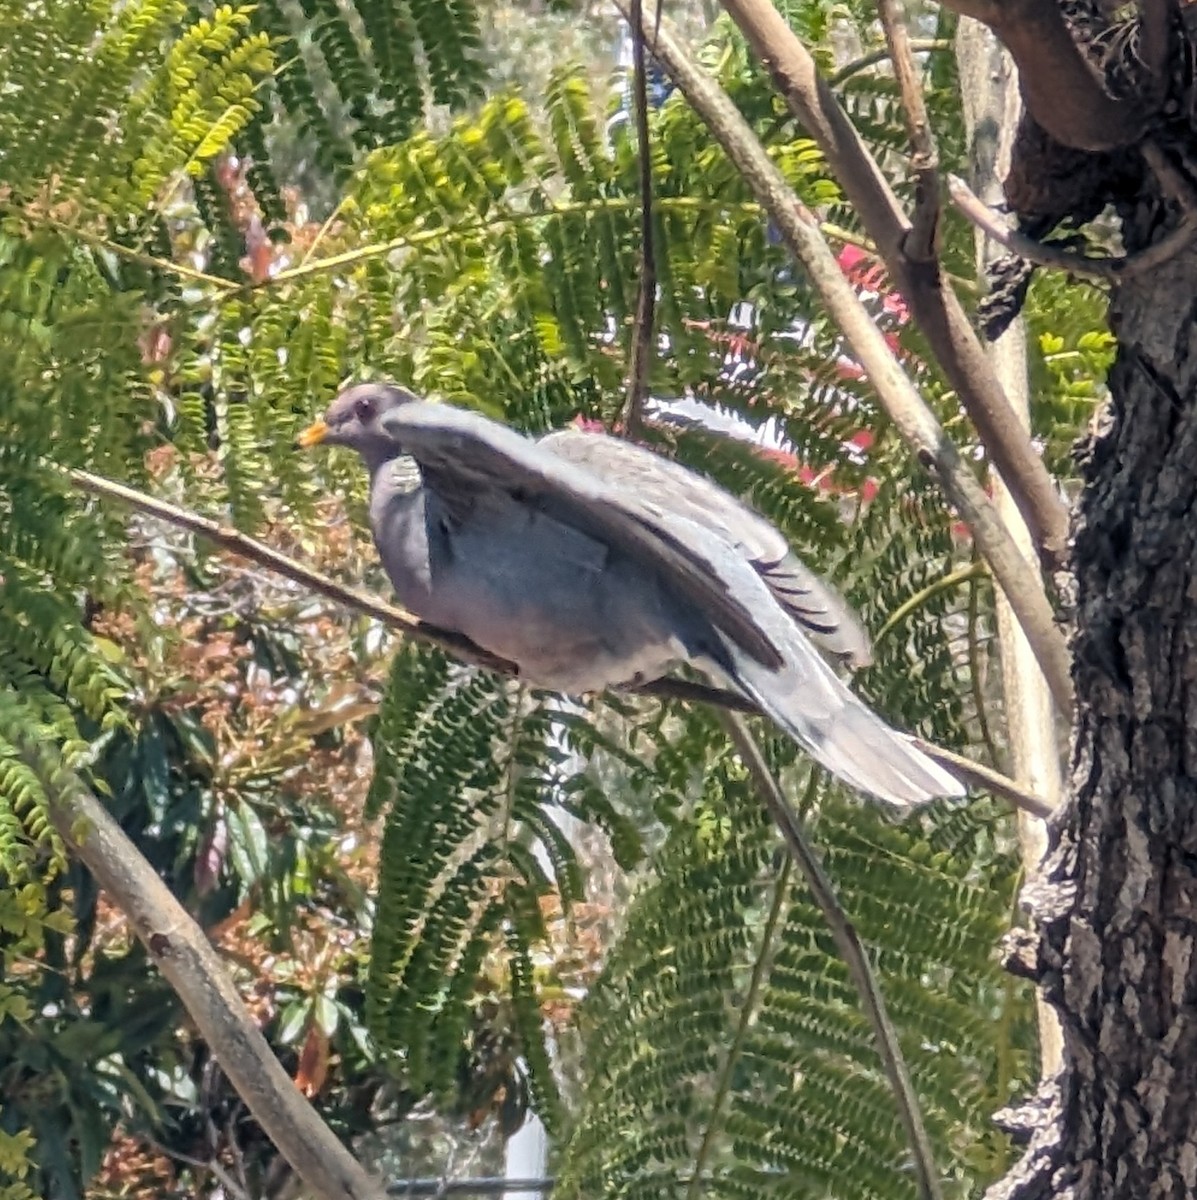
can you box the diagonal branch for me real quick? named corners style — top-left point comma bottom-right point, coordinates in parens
top-left (66, 465), bottom-right (1053, 819)
top-left (948, 173), bottom-right (1197, 282)
top-left (948, 177), bottom-right (1119, 283)
top-left (615, 0), bottom-right (1074, 714)
top-left (713, 0), bottom-right (1073, 574)
top-left (912, 740), bottom-right (1053, 819)
top-left (67, 469), bottom-right (517, 673)
top-left (719, 710), bottom-right (944, 1200)
top-left (52, 785), bottom-right (386, 1200)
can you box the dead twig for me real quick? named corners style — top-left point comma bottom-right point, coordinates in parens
top-left (146, 1138), bottom-right (252, 1200)
top-left (828, 38), bottom-right (952, 86)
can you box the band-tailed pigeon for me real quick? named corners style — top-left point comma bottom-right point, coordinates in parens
top-left (299, 383), bottom-right (963, 807)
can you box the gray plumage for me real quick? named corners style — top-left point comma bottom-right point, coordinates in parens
top-left (301, 382), bottom-right (964, 808)
top-left (541, 428), bottom-right (874, 669)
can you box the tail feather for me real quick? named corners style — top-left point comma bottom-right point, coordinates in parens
top-left (716, 640), bottom-right (965, 808)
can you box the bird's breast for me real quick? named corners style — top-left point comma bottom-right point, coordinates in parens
top-left (407, 491), bottom-right (691, 693)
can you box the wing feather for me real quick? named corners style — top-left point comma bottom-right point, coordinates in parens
top-left (541, 428), bottom-right (873, 668)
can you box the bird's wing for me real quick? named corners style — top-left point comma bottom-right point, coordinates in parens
top-left (383, 405), bottom-right (959, 805)
top-left (379, 403), bottom-right (785, 670)
top-left (540, 428), bottom-right (873, 668)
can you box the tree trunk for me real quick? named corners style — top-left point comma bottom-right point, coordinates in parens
top-left (995, 227), bottom-right (1197, 1196)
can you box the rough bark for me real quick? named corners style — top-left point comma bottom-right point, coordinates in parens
top-left (992, 223), bottom-right (1197, 1197)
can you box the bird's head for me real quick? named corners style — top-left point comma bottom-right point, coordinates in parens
top-left (297, 382), bottom-right (418, 470)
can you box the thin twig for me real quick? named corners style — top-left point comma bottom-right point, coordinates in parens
top-left (298, 195), bottom-right (351, 268)
top-left (874, 0), bottom-right (940, 260)
top-left (967, 552), bottom-right (1002, 769)
top-left (5, 207), bottom-right (238, 292)
top-left (146, 1138), bottom-right (252, 1200)
top-left (386, 1181), bottom-right (555, 1197)
top-left (64, 464), bottom-right (1053, 817)
top-left (68, 467), bottom-right (517, 672)
top-left (225, 1108), bottom-right (253, 1198)
top-left (948, 173), bottom-right (1197, 282)
top-left (718, 710), bottom-right (944, 1200)
top-left (1141, 141), bottom-right (1197, 214)
top-left (618, 0), bottom-right (1074, 715)
top-left (911, 740), bottom-right (1053, 819)
top-left (947, 174), bottom-right (1117, 281)
top-left (827, 39), bottom-right (952, 85)
top-left (21, 188), bottom-right (867, 316)
top-left (621, 0), bottom-right (659, 436)
top-left (874, 560), bottom-right (986, 644)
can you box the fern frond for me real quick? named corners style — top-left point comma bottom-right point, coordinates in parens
top-left (363, 643), bottom-right (645, 1121)
top-left (557, 766), bottom-right (1032, 1200)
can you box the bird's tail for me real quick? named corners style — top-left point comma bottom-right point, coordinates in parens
top-left (716, 638), bottom-right (965, 808)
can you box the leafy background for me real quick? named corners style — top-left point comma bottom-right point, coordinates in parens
top-left (0, 0), bottom-right (1106, 1197)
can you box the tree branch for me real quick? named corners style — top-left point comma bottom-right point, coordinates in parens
top-left (715, 0), bottom-right (1073, 574)
top-left (68, 468), bottom-right (520, 674)
top-left (948, 176), bottom-right (1117, 282)
top-left (948, 173), bottom-right (1197, 282)
top-left (66, 465), bottom-right (1054, 819)
top-left (621, 0), bottom-right (659, 436)
top-left (827, 38), bottom-right (952, 86)
top-left (875, 0), bottom-right (940, 261)
top-left (939, 0), bottom-right (1148, 152)
top-left (912, 743), bottom-right (1053, 820)
top-left (719, 711), bottom-right (944, 1200)
top-left (616, 1), bottom-right (1075, 715)
top-left (1138, 0), bottom-right (1174, 94)
top-left (146, 1138), bottom-right (252, 1200)
top-left (52, 786), bottom-right (386, 1200)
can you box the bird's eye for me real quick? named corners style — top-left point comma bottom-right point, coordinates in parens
top-left (354, 395), bottom-right (375, 421)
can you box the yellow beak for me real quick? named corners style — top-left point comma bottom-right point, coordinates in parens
top-left (297, 419), bottom-right (329, 448)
